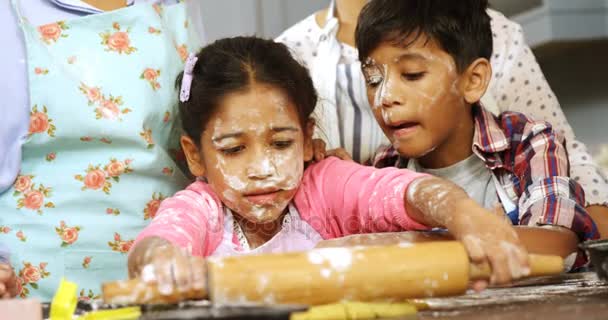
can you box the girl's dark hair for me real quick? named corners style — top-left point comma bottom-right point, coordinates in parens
top-left (176, 36), bottom-right (318, 145)
top-left (356, 0), bottom-right (492, 72)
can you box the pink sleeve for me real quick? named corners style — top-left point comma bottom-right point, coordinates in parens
top-left (134, 181), bottom-right (225, 257)
top-left (295, 157), bottom-right (431, 239)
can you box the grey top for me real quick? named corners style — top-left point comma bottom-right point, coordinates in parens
top-left (411, 154), bottom-right (499, 210)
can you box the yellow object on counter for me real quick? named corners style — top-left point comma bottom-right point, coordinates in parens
top-left (77, 307), bottom-right (141, 320)
top-left (406, 299), bottom-right (430, 310)
top-left (50, 278), bottom-right (78, 320)
top-left (290, 302), bottom-right (417, 320)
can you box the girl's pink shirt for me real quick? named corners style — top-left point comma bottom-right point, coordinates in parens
top-left (134, 157), bottom-right (430, 256)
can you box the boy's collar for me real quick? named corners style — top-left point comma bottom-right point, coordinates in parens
top-left (373, 104), bottom-right (509, 169)
top-left (471, 103), bottom-right (510, 154)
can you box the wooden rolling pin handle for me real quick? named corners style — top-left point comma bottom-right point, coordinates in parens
top-left (469, 254), bottom-right (564, 281)
top-left (101, 278), bottom-right (207, 305)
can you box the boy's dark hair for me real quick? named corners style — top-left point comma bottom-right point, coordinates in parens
top-left (355, 0), bottom-right (492, 72)
top-left (177, 36), bottom-right (318, 145)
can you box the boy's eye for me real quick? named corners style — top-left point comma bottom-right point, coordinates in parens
top-left (272, 140), bottom-right (293, 149)
top-left (402, 72), bottom-right (426, 81)
top-left (220, 146), bottom-right (245, 155)
top-left (365, 75), bottom-right (383, 87)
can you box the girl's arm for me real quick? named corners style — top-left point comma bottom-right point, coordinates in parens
top-left (126, 182), bottom-right (223, 298)
top-left (131, 182), bottom-right (225, 258)
top-left (299, 158), bottom-right (529, 287)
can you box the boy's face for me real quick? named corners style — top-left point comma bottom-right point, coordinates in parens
top-left (362, 36), bottom-right (472, 159)
top-left (182, 83), bottom-right (314, 225)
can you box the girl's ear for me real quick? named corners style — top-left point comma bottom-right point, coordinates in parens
top-left (303, 118), bottom-right (315, 162)
top-left (461, 57), bottom-right (492, 104)
top-left (180, 135), bottom-right (206, 177)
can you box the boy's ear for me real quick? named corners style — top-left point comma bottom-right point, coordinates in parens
top-left (303, 118), bottom-right (315, 162)
top-left (180, 135), bottom-right (206, 177)
top-left (462, 58), bottom-right (492, 104)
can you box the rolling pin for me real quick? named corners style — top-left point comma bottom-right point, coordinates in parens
top-left (102, 241), bottom-right (563, 305)
top-left (316, 227), bottom-right (580, 259)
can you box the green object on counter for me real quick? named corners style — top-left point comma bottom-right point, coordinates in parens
top-left (50, 278), bottom-right (78, 320)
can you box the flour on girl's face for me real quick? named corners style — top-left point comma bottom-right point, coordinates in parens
top-left (200, 83), bottom-right (308, 224)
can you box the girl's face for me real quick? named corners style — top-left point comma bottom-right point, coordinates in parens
top-left (183, 83), bottom-right (314, 224)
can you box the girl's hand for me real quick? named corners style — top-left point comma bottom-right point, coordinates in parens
top-left (0, 263), bottom-right (18, 299)
top-left (312, 139), bottom-right (354, 162)
top-left (449, 199), bottom-right (530, 290)
top-left (130, 238), bottom-right (206, 299)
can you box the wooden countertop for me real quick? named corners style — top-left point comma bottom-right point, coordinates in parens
top-left (416, 272), bottom-right (608, 320)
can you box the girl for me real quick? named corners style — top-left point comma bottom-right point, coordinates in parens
top-left (128, 36), bottom-right (529, 299)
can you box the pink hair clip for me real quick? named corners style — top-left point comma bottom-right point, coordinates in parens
top-left (179, 53), bottom-right (199, 102)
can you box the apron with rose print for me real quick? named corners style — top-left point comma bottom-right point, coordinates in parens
top-left (0, 0), bottom-right (201, 301)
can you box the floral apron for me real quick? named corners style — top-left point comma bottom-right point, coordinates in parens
top-left (0, 0), bottom-right (201, 301)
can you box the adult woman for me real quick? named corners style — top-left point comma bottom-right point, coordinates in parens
top-left (277, 0), bottom-right (608, 236)
top-left (0, 0), bottom-right (203, 300)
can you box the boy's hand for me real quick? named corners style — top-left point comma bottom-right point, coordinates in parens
top-left (406, 177), bottom-right (529, 290)
top-left (450, 199), bottom-right (530, 289)
top-left (0, 263), bottom-right (18, 299)
top-left (134, 242), bottom-right (206, 299)
top-left (312, 139), bottom-right (353, 162)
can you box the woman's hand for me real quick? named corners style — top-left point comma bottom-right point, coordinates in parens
top-left (0, 263), bottom-right (18, 299)
top-left (129, 237), bottom-right (206, 299)
top-left (312, 139), bottom-right (353, 162)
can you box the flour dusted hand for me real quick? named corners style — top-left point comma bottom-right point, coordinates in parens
top-left (406, 176), bottom-right (530, 288)
top-left (129, 237), bottom-right (206, 299)
top-left (0, 263), bottom-right (18, 299)
top-left (452, 200), bottom-right (530, 287)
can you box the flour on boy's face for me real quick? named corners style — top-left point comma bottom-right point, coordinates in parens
top-left (199, 83), bottom-right (306, 224)
top-left (362, 36), bottom-right (470, 159)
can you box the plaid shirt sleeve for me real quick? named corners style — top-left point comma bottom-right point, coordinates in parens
top-left (505, 113), bottom-right (599, 242)
top-left (369, 144), bottom-right (400, 168)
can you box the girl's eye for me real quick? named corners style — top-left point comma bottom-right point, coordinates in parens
top-left (220, 146), bottom-right (245, 155)
top-left (273, 140), bottom-right (293, 149)
top-left (402, 72), bottom-right (426, 81)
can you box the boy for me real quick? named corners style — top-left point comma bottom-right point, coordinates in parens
top-left (355, 0), bottom-right (598, 267)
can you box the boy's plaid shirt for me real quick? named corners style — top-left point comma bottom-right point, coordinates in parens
top-left (371, 106), bottom-right (599, 248)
